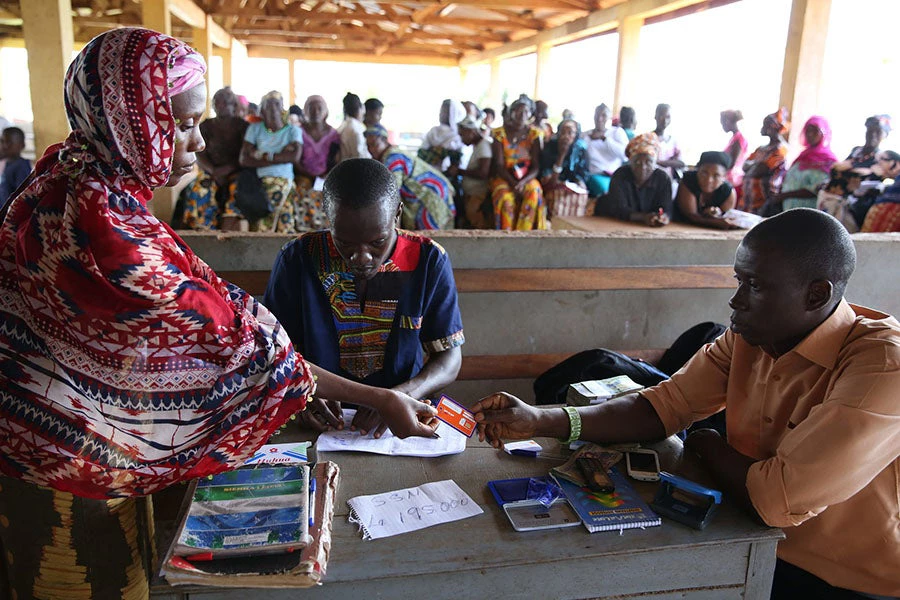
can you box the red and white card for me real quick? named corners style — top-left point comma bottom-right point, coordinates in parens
top-left (434, 395), bottom-right (477, 437)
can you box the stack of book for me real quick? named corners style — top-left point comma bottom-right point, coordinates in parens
top-left (160, 461), bottom-right (339, 588)
top-left (566, 375), bottom-right (643, 406)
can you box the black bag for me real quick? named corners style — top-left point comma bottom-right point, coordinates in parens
top-left (234, 168), bottom-right (272, 221)
top-left (656, 321), bottom-right (727, 376)
top-left (532, 322), bottom-right (727, 406)
top-left (533, 349), bottom-right (668, 406)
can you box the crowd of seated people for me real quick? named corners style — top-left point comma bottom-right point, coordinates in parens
top-left (172, 86), bottom-right (899, 233)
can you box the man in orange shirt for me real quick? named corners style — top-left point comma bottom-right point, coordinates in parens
top-left (472, 208), bottom-right (900, 599)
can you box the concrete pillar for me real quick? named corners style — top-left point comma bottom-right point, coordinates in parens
top-left (230, 38), bottom-right (248, 94)
top-left (288, 59), bottom-right (297, 107)
top-left (220, 46), bottom-right (233, 87)
top-left (613, 12), bottom-right (642, 116)
top-left (488, 58), bottom-right (501, 111)
top-left (779, 0), bottom-right (832, 148)
top-left (533, 42), bottom-right (552, 101)
top-left (20, 0), bottom-right (74, 156)
top-left (192, 15), bottom-right (213, 116)
top-left (141, 0), bottom-right (172, 36)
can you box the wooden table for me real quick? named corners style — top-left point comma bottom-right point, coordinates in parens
top-left (152, 433), bottom-right (782, 600)
top-left (553, 214), bottom-right (729, 235)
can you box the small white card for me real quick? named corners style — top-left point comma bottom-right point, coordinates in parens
top-left (503, 440), bottom-right (542, 456)
top-left (347, 480), bottom-right (483, 540)
top-left (243, 442), bottom-right (310, 466)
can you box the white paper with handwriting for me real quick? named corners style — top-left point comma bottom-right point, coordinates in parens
top-left (315, 409), bottom-right (466, 457)
top-left (347, 479), bottom-right (483, 540)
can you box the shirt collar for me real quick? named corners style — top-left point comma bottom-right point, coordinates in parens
top-left (792, 299), bottom-right (856, 369)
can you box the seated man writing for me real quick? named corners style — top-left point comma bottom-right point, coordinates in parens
top-left (472, 208), bottom-right (899, 600)
top-left (264, 158), bottom-right (464, 437)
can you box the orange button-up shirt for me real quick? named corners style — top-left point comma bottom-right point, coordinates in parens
top-left (642, 300), bottom-right (900, 596)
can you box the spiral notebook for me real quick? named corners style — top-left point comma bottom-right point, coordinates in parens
top-left (551, 467), bottom-right (660, 533)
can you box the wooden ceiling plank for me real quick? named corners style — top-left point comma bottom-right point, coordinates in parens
top-left (474, 8), bottom-right (545, 30)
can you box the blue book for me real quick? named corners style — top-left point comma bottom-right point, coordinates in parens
top-left (552, 467), bottom-right (661, 533)
top-left (175, 464), bottom-right (311, 557)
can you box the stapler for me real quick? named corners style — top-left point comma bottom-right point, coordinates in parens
top-left (650, 471), bottom-right (722, 530)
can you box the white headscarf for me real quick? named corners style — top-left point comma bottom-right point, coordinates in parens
top-left (423, 99), bottom-right (466, 151)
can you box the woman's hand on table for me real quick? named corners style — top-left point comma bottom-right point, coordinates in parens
top-left (350, 405), bottom-right (387, 438)
top-left (645, 211), bottom-right (670, 227)
top-left (471, 392), bottom-right (543, 448)
top-left (298, 397), bottom-right (344, 432)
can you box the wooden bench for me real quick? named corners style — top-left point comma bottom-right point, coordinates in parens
top-left (219, 266), bottom-right (728, 382)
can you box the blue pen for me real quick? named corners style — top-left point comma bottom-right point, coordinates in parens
top-left (308, 477), bottom-right (316, 529)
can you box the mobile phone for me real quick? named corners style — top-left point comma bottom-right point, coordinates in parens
top-left (504, 499), bottom-right (581, 532)
top-left (576, 457), bottom-right (615, 493)
top-left (625, 448), bottom-right (660, 482)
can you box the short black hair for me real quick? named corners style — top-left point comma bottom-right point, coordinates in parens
top-left (2, 126), bottom-right (25, 146)
top-left (364, 98), bottom-right (384, 112)
top-left (343, 93), bottom-right (362, 118)
top-left (323, 158), bottom-right (399, 219)
top-left (288, 104), bottom-right (303, 117)
top-left (619, 106), bottom-right (635, 127)
top-left (483, 107), bottom-right (495, 118)
top-left (743, 208), bottom-right (856, 299)
top-left (655, 103), bottom-right (670, 116)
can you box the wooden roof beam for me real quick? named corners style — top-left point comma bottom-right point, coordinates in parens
top-left (227, 25), bottom-right (502, 44)
top-left (381, 1), bottom-right (447, 55)
top-left (459, 0), bottom-right (703, 66)
top-left (246, 43), bottom-right (460, 66)
top-left (353, 0), bottom-right (591, 9)
top-left (474, 8), bottom-right (547, 30)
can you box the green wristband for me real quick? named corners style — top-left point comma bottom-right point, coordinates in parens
top-left (560, 406), bottom-right (582, 444)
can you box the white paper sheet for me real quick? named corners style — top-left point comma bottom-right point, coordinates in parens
top-left (347, 479), bottom-right (483, 540)
top-left (315, 409), bottom-right (467, 457)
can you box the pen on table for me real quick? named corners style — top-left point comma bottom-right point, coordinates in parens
top-left (309, 476), bottom-right (316, 528)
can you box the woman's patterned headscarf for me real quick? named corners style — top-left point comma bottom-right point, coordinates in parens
top-left (0, 28), bottom-right (313, 498)
top-left (765, 107), bottom-right (790, 136)
top-left (625, 132), bottom-right (660, 159)
top-left (64, 27), bottom-right (206, 188)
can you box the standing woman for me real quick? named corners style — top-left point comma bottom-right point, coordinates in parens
top-left (720, 109), bottom-right (747, 201)
top-left (742, 108), bottom-right (789, 213)
top-left (583, 103), bottom-right (627, 197)
top-left (0, 28), bottom-right (435, 600)
top-left (296, 94), bottom-right (340, 230)
top-left (239, 90), bottom-right (304, 231)
top-left (770, 115), bottom-right (837, 213)
top-left (490, 96), bottom-right (547, 230)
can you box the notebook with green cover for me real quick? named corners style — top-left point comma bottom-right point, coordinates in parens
top-left (551, 467), bottom-right (661, 533)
